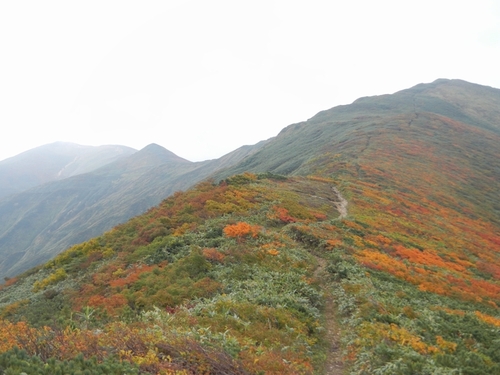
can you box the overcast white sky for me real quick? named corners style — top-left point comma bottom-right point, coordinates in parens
top-left (1, 1), bottom-right (499, 162)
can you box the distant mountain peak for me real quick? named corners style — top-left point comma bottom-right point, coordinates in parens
top-left (143, 143), bottom-right (163, 148)
top-left (136, 144), bottom-right (190, 163)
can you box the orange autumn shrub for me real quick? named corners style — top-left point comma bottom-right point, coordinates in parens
top-left (223, 222), bottom-right (261, 239)
top-left (475, 311), bottom-right (500, 327)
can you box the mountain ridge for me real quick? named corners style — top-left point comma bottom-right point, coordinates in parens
top-left (215, 79), bottom-right (500, 178)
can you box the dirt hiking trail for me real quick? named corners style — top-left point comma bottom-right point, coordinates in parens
top-left (315, 185), bottom-right (347, 374)
top-left (314, 256), bottom-right (344, 375)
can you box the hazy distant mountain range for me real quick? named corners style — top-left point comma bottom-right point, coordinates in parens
top-left (0, 142), bottom-right (136, 200)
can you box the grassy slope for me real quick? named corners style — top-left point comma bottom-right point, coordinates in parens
top-left (211, 79), bottom-right (500, 373)
top-left (0, 175), bottom-right (343, 374)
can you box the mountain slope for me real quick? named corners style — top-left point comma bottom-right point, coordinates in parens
top-left (0, 142), bottom-right (265, 279)
top-left (217, 79), bottom-right (500, 224)
top-left (0, 142), bottom-right (136, 199)
top-left (0, 79), bottom-right (499, 373)
top-left (214, 78), bottom-right (500, 371)
top-left (0, 175), bottom-right (343, 374)
top-left (216, 78), bottom-right (500, 303)
top-left (219, 79), bottom-right (500, 176)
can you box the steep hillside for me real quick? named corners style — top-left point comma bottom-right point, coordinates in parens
top-left (0, 79), bottom-right (499, 374)
top-left (0, 142), bottom-right (136, 199)
top-left (0, 175), bottom-right (344, 374)
top-left (215, 78), bottom-right (500, 372)
top-left (0, 143), bottom-right (264, 279)
top-left (219, 79), bottom-right (500, 177)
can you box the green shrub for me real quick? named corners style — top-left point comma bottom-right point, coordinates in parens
top-left (0, 348), bottom-right (139, 374)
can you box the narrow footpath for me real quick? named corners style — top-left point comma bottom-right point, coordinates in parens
top-left (314, 256), bottom-right (344, 375)
top-left (316, 185), bottom-right (348, 374)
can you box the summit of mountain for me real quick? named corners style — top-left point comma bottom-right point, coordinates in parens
top-left (112, 143), bottom-right (190, 168)
top-left (316, 78), bottom-right (500, 134)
